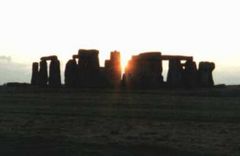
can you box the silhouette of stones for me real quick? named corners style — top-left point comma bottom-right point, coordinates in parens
top-left (183, 60), bottom-right (198, 88)
top-left (65, 58), bottom-right (78, 87)
top-left (124, 56), bottom-right (138, 88)
top-left (198, 62), bottom-right (215, 87)
top-left (38, 60), bottom-right (48, 87)
top-left (125, 52), bottom-right (163, 88)
top-left (64, 49), bottom-right (123, 88)
top-left (32, 55), bottom-right (61, 87)
top-left (66, 49), bottom-right (106, 88)
top-left (49, 57), bottom-right (61, 87)
top-left (162, 56), bottom-right (194, 88)
top-left (121, 73), bottom-right (127, 88)
top-left (124, 53), bottom-right (203, 89)
top-left (78, 49), bottom-right (100, 70)
top-left (167, 59), bottom-right (183, 87)
top-left (105, 51), bottom-right (122, 87)
top-left (41, 55), bottom-right (58, 61)
top-left (32, 50), bottom-right (216, 89)
top-left (31, 62), bottom-right (39, 85)
top-left (77, 49), bottom-right (102, 88)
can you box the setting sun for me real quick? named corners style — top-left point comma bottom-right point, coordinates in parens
top-left (120, 55), bottom-right (130, 74)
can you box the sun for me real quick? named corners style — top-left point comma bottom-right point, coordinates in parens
top-left (120, 54), bottom-right (130, 74)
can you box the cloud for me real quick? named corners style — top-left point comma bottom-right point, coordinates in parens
top-left (0, 58), bottom-right (30, 85)
top-left (0, 55), bottom-right (11, 62)
top-left (214, 66), bottom-right (240, 85)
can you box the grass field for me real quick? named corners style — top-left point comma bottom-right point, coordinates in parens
top-left (0, 86), bottom-right (240, 156)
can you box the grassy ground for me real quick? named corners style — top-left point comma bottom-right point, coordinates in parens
top-left (0, 86), bottom-right (240, 156)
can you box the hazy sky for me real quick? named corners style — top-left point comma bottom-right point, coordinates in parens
top-left (0, 0), bottom-right (240, 84)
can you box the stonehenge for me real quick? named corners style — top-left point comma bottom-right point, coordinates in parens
top-left (124, 52), bottom-right (163, 88)
top-left (31, 49), bottom-right (215, 89)
top-left (198, 62), bottom-right (215, 87)
top-left (78, 49), bottom-right (100, 70)
top-left (183, 60), bottom-right (198, 88)
top-left (167, 58), bottom-right (184, 87)
top-left (77, 49), bottom-right (101, 87)
top-left (38, 60), bottom-right (48, 87)
top-left (65, 49), bottom-right (108, 88)
top-left (166, 56), bottom-right (197, 88)
top-left (49, 57), bottom-right (61, 87)
top-left (64, 49), bottom-right (122, 88)
top-left (31, 62), bottom-right (39, 85)
top-left (105, 51), bottom-right (122, 87)
top-left (65, 58), bottom-right (78, 87)
top-left (124, 52), bottom-right (215, 89)
top-left (31, 55), bottom-right (61, 87)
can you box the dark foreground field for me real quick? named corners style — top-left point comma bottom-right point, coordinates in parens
top-left (0, 86), bottom-right (240, 156)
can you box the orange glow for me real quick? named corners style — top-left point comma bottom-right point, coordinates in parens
top-left (120, 56), bottom-right (129, 74)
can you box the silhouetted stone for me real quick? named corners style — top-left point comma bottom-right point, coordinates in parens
top-left (198, 62), bottom-right (215, 87)
top-left (78, 49), bottom-right (100, 70)
top-left (77, 49), bottom-right (102, 88)
top-left (121, 73), bottom-right (127, 88)
top-left (125, 53), bottom-right (198, 89)
top-left (41, 55), bottom-right (58, 61)
top-left (65, 59), bottom-right (78, 87)
top-left (49, 58), bottom-right (61, 87)
top-left (161, 55), bottom-right (193, 61)
top-left (162, 55), bottom-right (194, 88)
top-left (167, 59), bottom-right (183, 87)
top-left (125, 52), bottom-right (163, 88)
top-left (183, 60), bottom-right (198, 88)
top-left (65, 49), bottom-right (116, 88)
top-left (105, 51), bottom-right (122, 87)
top-left (31, 62), bottom-right (39, 85)
top-left (124, 56), bottom-right (137, 88)
top-left (36, 55), bottom-right (61, 87)
top-left (32, 50), bottom-right (216, 89)
top-left (38, 60), bottom-right (48, 87)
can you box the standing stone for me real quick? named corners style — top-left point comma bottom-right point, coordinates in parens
top-left (124, 56), bottom-right (138, 88)
top-left (198, 62), bottom-right (215, 87)
top-left (78, 49), bottom-right (100, 70)
top-left (167, 59), bottom-right (183, 87)
top-left (77, 49), bottom-right (101, 88)
top-left (183, 60), bottom-right (198, 88)
top-left (31, 62), bottom-right (39, 85)
top-left (49, 58), bottom-right (61, 87)
top-left (65, 59), bottom-right (78, 87)
top-left (121, 73), bottom-right (127, 88)
top-left (38, 60), bottom-right (48, 87)
top-left (137, 53), bottom-right (163, 88)
top-left (124, 52), bottom-right (163, 88)
top-left (110, 51), bottom-right (121, 84)
top-left (105, 51), bottom-right (122, 88)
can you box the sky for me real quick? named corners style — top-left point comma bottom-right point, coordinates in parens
top-left (0, 0), bottom-right (240, 85)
